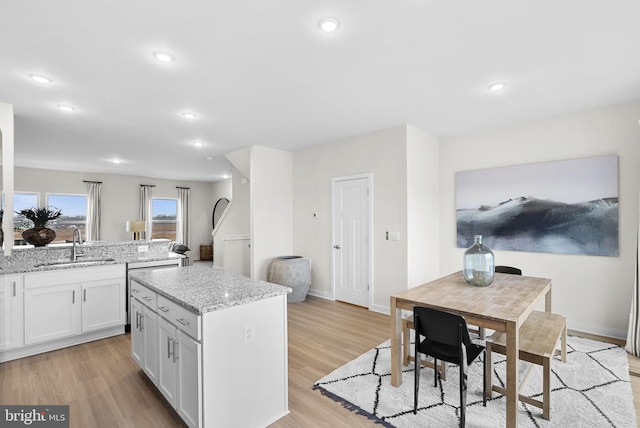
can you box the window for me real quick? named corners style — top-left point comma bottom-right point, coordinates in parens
top-left (152, 198), bottom-right (177, 240)
top-left (46, 194), bottom-right (87, 243)
top-left (13, 192), bottom-right (39, 240)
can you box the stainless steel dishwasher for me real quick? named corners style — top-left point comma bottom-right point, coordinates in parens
top-left (125, 258), bottom-right (182, 332)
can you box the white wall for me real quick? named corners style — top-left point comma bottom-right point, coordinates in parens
top-left (439, 100), bottom-right (640, 339)
top-left (250, 146), bottom-right (293, 280)
top-left (406, 125), bottom-right (440, 287)
top-left (0, 102), bottom-right (15, 255)
top-left (12, 167), bottom-right (215, 260)
top-left (293, 126), bottom-right (411, 312)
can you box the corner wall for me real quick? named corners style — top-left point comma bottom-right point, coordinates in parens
top-left (293, 126), bottom-right (411, 311)
top-left (439, 100), bottom-right (640, 338)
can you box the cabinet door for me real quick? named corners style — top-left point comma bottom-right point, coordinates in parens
top-left (82, 278), bottom-right (125, 332)
top-left (130, 298), bottom-right (144, 367)
top-left (157, 317), bottom-right (178, 407)
top-left (24, 283), bottom-right (81, 345)
top-left (142, 305), bottom-right (158, 385)
top-left (177, 330), bottom-right (202, 428)
top-left (2, 276), bottom-right (24, 350)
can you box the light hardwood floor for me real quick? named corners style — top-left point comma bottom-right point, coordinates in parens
top-left (1, 296), bottom-right (638, 427)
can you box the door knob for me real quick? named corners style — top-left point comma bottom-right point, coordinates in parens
top-left (334, 245), bottom-right (341, 249)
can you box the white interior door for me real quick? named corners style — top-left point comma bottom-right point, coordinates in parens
top-left (332, 175), bottom-right (371, 307)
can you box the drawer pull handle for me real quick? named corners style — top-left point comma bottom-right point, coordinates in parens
top-left (158, 306), bottom-right (170, 313)
top-left (131, 289), bottom-right (140, 294)
top-left (136, 312), bottom-right (140, 330)
top-left (13, 282), bottom-right (16, 297)
top-left (72, 290), bottom-right (75, 304)
top-left (176, 318), bottom-right (190, 327)
top-left (167, 337), bottom-right (174, 359)
top-left (84, 289), bottom-right (87, 302)
top-left (142, 296), bottom-right (152, 302)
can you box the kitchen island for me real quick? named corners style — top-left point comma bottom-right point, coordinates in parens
top-left (129, 265), bottom-right (291, 428)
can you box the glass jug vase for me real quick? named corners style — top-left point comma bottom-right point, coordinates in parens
top-left (463, 235), bottom-right (495, 287)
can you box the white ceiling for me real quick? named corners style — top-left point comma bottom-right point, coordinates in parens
top-left (1, 1), bottom-right (639, 182)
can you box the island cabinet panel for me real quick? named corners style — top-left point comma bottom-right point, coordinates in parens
top-left (129, 266), bottom-right (290, 428)
top-left (201, 294), bottom-right (289, 428)
top-left (130, 298), bottom-right (144, 367)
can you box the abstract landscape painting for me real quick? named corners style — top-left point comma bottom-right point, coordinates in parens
top-left (456, 155), bottom-right (618, 256)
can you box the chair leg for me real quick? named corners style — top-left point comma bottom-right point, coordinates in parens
top-left (403, 320), bottom-right (410, 366)
top-left (460, 362), bottom-right (467, 427)
top-left (414, 347), bottom-right (420, 414)
top-left (485, 342), bottom-right (493, 399)
top-left (433, 358), bottom-right (438, 387)
top-left (482, 350), bottom-right (487, 406)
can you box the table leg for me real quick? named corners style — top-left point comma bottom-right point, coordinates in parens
top-left (505, 318), bottom-right (519, 428)
top-left (545, 285), bottom-right (552, 312)
top-left (390, 296), bottom-right (402, 387)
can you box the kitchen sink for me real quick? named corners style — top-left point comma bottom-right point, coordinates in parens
top-left (34, 258), bottom-right (116, 268)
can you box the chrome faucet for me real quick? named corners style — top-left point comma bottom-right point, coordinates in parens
top-left (72, 226), bottom-right (84, 261)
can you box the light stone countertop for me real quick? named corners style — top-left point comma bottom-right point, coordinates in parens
top-left (129, 265), bottom-right (292, 314)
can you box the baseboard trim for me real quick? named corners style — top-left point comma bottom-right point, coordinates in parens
top-left (0, 326), bottom-right (125, 363)
top-left (568, 328), bottom-right (625, 347)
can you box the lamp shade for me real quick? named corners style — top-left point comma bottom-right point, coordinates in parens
top-left (126, 221), bottom-right (146, 233)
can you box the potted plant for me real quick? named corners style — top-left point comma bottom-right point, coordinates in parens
top-left (16, 206), bottom-right (63, 246)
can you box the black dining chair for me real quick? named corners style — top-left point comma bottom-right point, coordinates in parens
top-left (495, 265), bottom-right (522, 275)
top-left (413, 306), bottom-right (486, 427)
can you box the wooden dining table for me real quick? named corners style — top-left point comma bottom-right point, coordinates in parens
top-left (390, 270), bottom-right (552, 428)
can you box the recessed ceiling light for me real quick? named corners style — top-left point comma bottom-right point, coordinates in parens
top-left (112, 158), bottom-right (123, 164)
top-left (319, 17), bottom-right (340, 33)
top-left (57, 104), bottom-right (75, 112)
top-left (153, 51), bottom-right (175, 63)
top-left (192, 141), bottom-right (204, 147)
top-left (488, 82), bottom-right (506, 91)
top-left (182, 112), bottom-right (197, 119)
top-left (206, 156), bottom-right (213, 160)
top-left (29, 74), bottom-right (52, 84)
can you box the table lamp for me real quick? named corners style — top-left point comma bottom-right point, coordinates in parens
top-left (126, 221), bottom-right (146, 240)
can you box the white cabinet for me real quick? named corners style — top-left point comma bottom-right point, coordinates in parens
top-left (130, 298), bottom-right (144, 367)
top-left (142, 305), bottom-right (158, 384)
top-left (82, 278), bottom-right (125, 332)
top-left (24, 266), bottom-right (126, 346)
top-left (176, 329), bottom-right (201, 427)
top-left (131, 280), bottom-right (202, 428)
top-left (130, 289), bottom-right (159, 385)
top-left (1, 275), bottom-right (24, 351)
top-left (24, 283), bottom-right (82, 345)
top-left (1, 264), bottom-right (126, 363)
top-left (157, 317), bottom-right (201, 427)
top-left (157, 317), bottom-right (178, 405)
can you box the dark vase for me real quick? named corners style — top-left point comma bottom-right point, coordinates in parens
top-left (22, 226), bottom-right (57, 247)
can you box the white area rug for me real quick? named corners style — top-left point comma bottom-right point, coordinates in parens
top-left (313, 336), bottom-right (637, 427)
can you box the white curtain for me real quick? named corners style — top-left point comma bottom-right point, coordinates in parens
top-left (139, 185), bottom-right (154, 240)
top-left (177, 187), bottom-right (190, 248)
top-left (625, 192), bottom-right (640, 355)
top-left (85, 181), bottom-right (102, 242)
